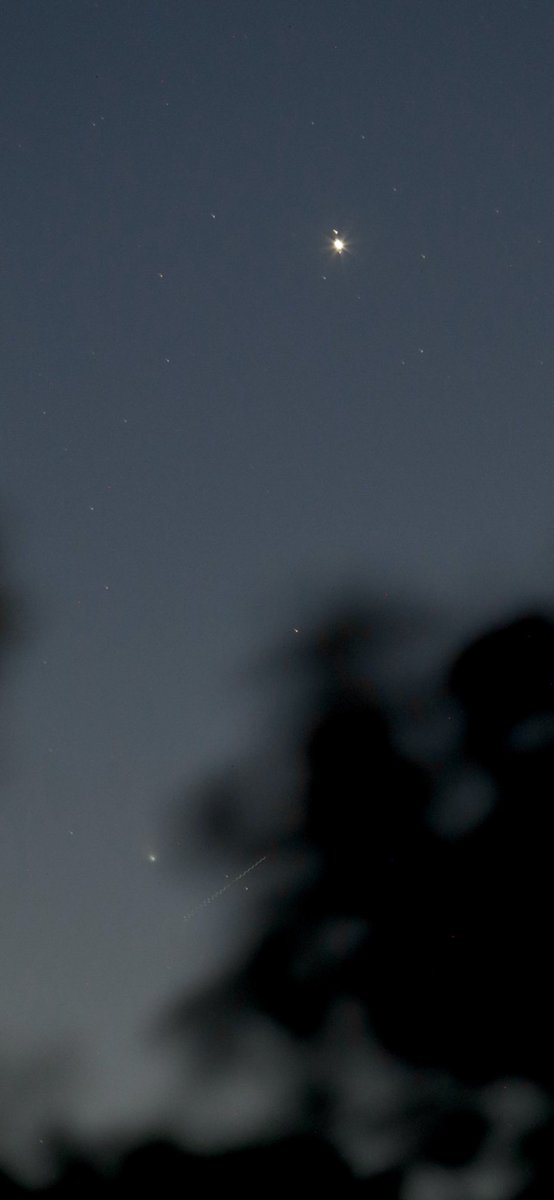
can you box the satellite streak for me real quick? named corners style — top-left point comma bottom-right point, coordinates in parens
top-left (183, 856), bottom-right (267, 921)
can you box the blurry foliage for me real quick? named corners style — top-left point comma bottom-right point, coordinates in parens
top-left (0, 578), bottom-right (553, 1196)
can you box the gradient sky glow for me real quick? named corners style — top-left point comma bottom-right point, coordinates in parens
top-left (0, 0), bottom-right (552, 1182)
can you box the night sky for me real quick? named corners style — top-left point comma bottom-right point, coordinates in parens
top-left (0, 0), bottom-right (552, 1183)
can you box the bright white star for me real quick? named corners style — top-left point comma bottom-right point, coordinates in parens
top-left (328, 229), bottom-right (350, 255)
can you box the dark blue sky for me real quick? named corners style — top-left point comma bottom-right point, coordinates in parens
top-left (0, 0), bottom-right (552, 1181)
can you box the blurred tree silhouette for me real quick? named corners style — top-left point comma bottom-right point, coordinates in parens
top-left (150, 598), bottom-right (554, 1196)
top-left (1, 585), bottom-right (553, 1196)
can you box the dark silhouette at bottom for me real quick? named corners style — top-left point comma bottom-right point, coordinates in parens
top-left (1, 595), bottom-right (553, 1196)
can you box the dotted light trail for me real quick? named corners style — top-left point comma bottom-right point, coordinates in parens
top-left (183, 856), bottom-right (267, 922)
